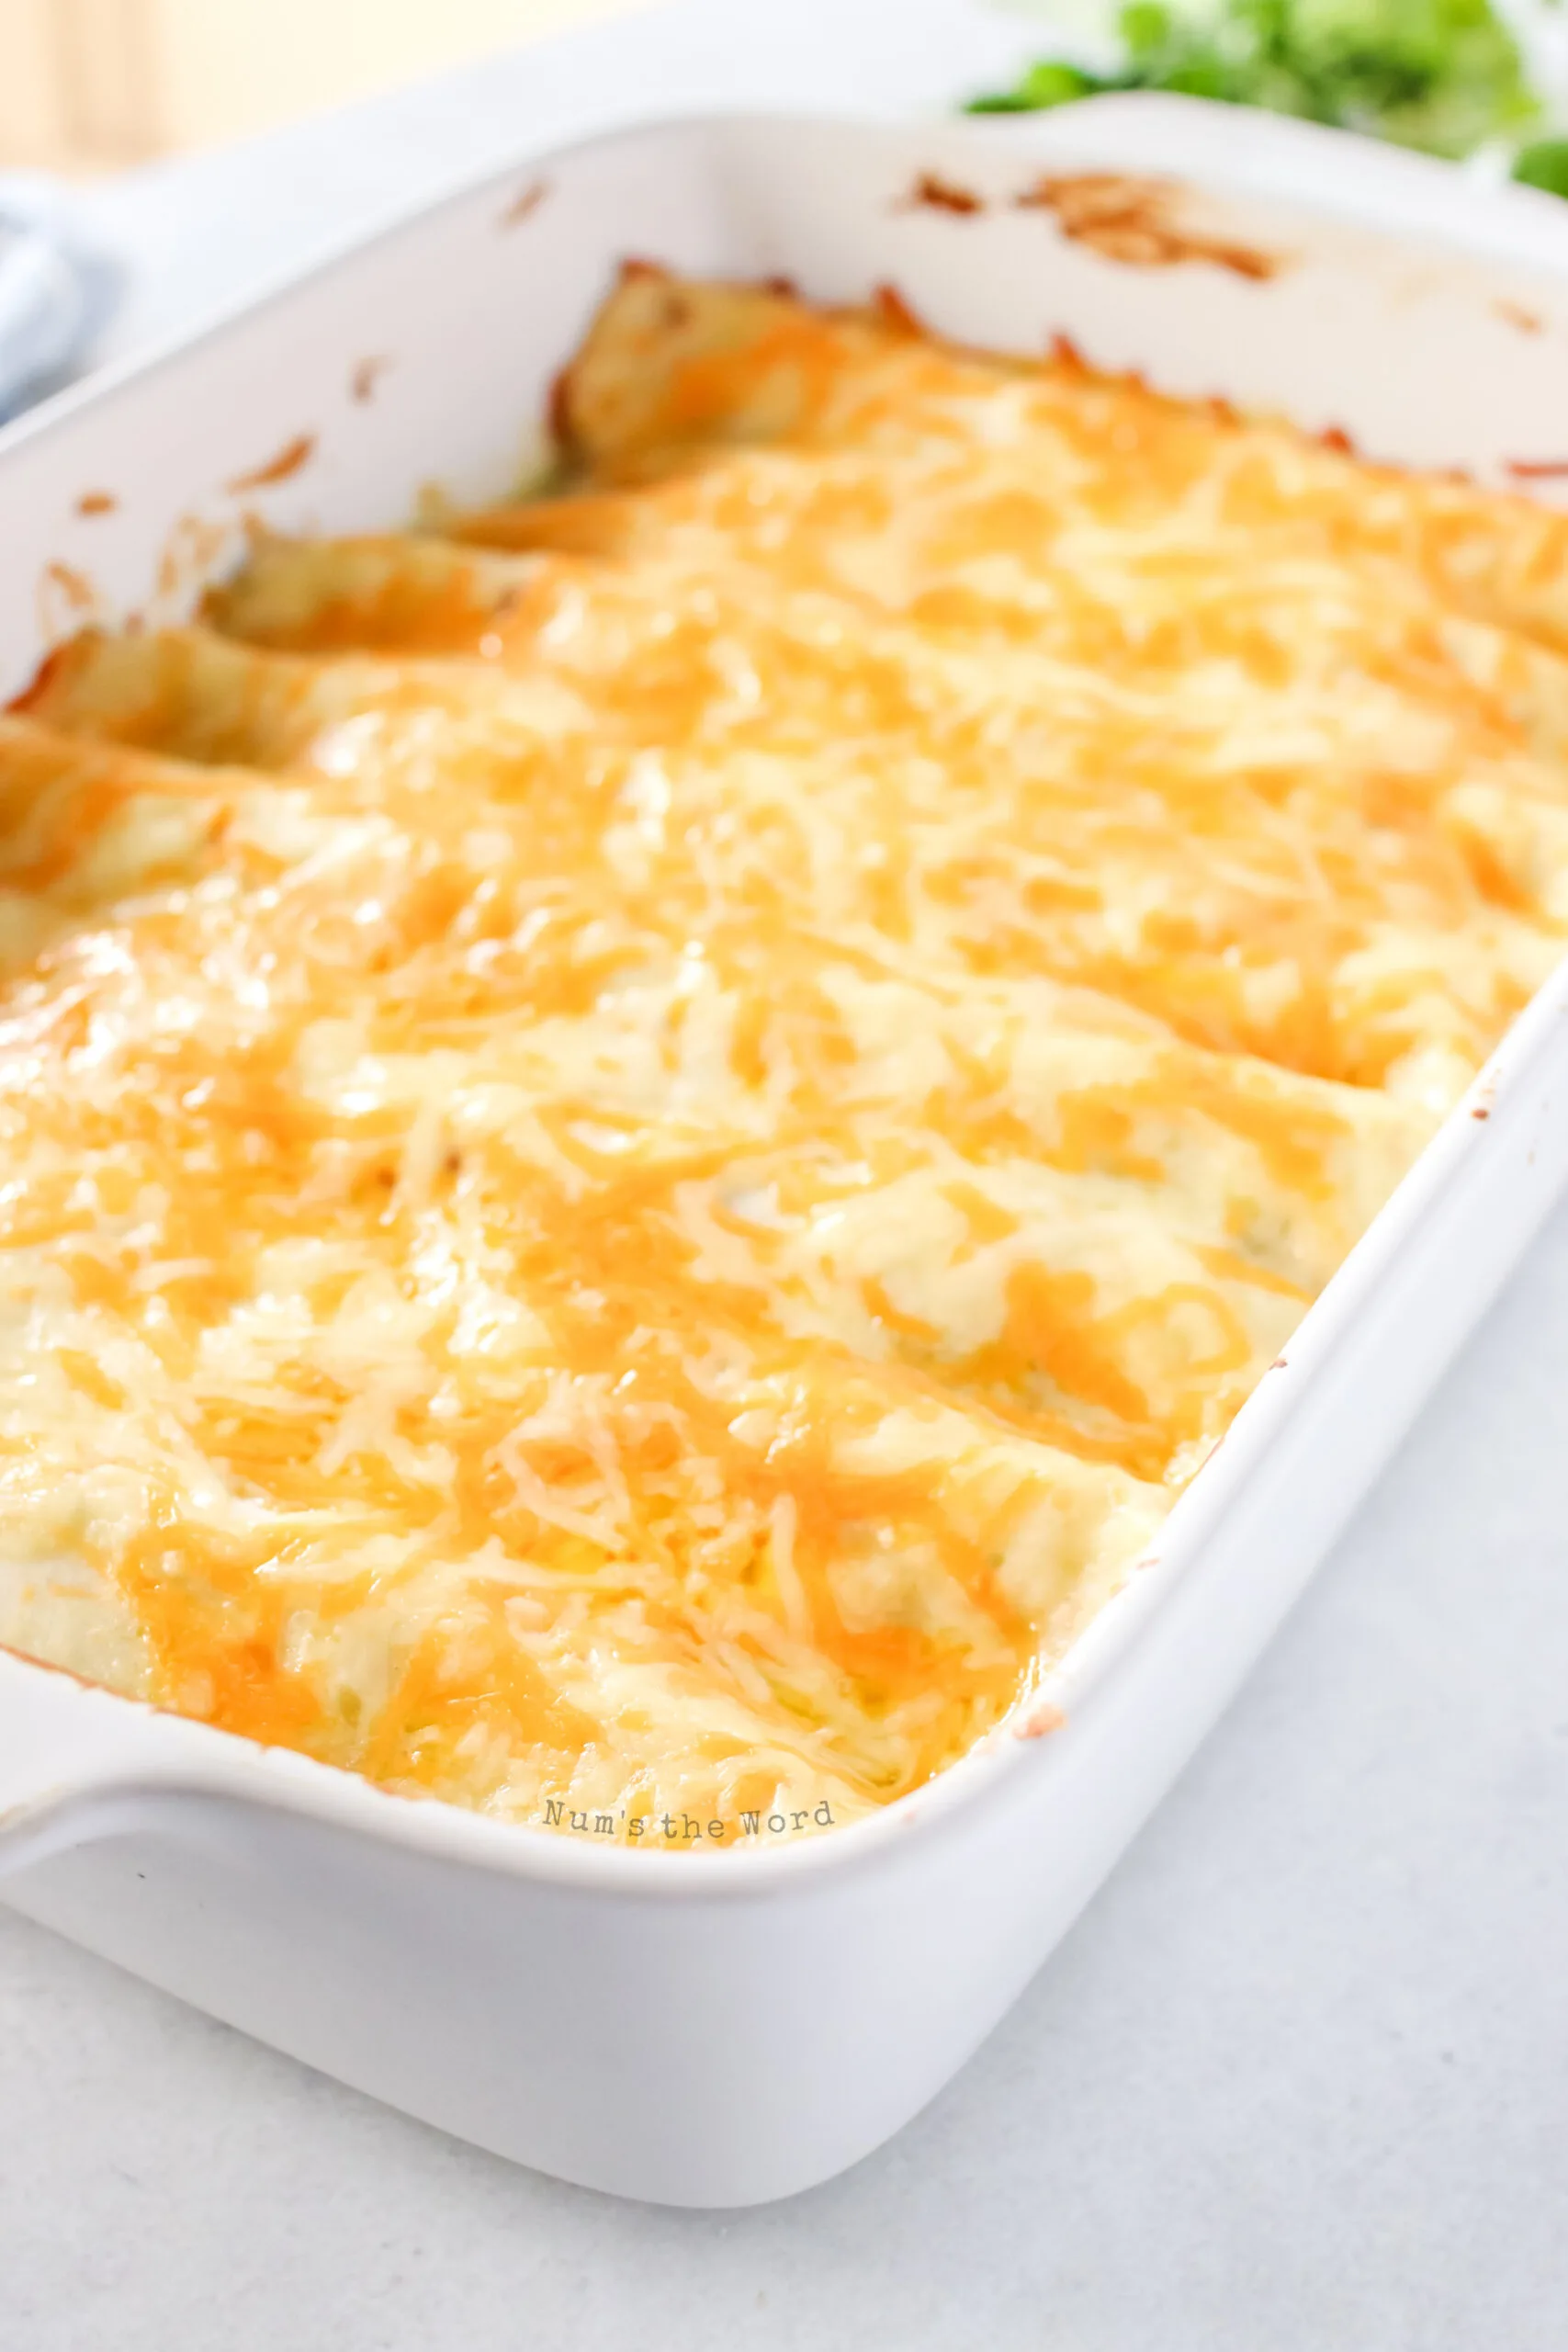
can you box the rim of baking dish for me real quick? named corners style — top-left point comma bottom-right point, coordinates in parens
top-left (5, 95), bottom-right (1568, 1899)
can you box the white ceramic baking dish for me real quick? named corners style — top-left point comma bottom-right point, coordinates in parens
top-left (4, 98), bottom-right (1568, 2211)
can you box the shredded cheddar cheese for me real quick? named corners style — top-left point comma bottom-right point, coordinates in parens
top-left (2, 271), bottom-right (1565, 1842)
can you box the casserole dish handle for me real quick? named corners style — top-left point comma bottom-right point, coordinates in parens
top-left (0, 1649), bottom-right (168, 1881)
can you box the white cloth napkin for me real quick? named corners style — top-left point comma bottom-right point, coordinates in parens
top-left (0, 175), bottom-right (119, 423)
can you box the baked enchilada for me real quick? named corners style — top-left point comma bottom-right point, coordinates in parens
top-left (2, 270), bottom-right (1565, 1842)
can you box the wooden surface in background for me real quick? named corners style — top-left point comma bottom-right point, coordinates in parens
top-left (0, 0), bottom-right (633, 172)
top-left (0, 0), bottom-right (163, 171)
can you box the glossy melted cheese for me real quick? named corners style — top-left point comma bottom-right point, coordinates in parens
top-left (3, 272), bottom-right (1565, 1844)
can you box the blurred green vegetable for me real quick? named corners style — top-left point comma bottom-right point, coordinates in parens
top-left (1513, 135), bottom-right (1568, 195)
top-left (967, 0), bottom-right (1544, 164)
top-left (969, 60), bottom-right (1105, 111)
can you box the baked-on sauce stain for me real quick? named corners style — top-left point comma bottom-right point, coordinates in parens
top-left (1019, 173), bottom-right (1283, 282)
top-left (351, 356), bottom-right (392, 405)
top-left (40, 560), bottom-right (96, 612)
top-left (226, 433), bottom-right (318, 493)
top-left (898, 171), bottom-right (986, 217)
top-left (498, 178), bottom-right (550, 230)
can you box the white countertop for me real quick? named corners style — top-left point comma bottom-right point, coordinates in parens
top-left (6, 5), bottom-right (1568, 2341)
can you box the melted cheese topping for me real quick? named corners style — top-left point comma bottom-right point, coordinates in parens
top-left (3, 271), bottom-right (1565, 1844)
